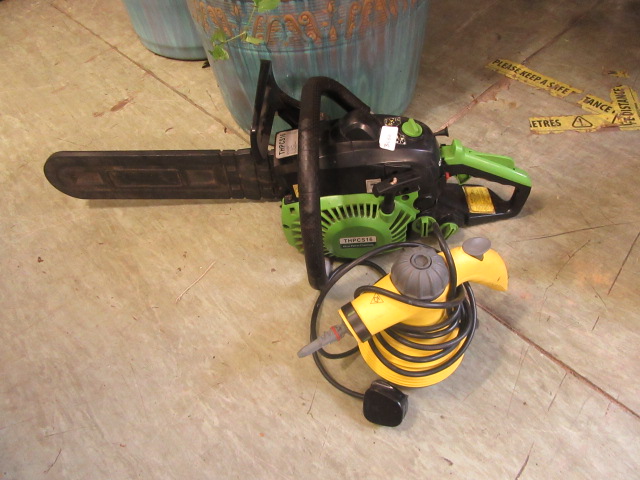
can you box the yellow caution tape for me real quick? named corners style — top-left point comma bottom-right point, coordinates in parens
top-left (606, 70), bottom-right (630, 78)
top-left (610, 85), bottom-right (640, 130)
top-left (529, 114), bottom-right (616, 134)
top-left (487, 59), bottom-right (582, 98)
top-left (487, 59), bottom-right (638, 134)
top-left (578, 94), bottom-right (618, 120)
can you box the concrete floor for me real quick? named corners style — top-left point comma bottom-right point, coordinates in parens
top-left (1, 0), bottom-right (639, 478)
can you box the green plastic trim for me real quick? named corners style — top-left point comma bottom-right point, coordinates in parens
top-left (401, 118), bottom-right (423, 138)
top-left (412, 216), bottom-right (436, 237)
top-left (281, 192), bottom-right (420, 259)
top-left (440, 222), bottom-right (459, 239)
top-left (441, 139), bottom-right (532, 187)
top-left (412, 217), bottom-right (458, 239)
top-left (455, 174), bottom-right (471, 185)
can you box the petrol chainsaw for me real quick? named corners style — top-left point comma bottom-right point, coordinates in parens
top-left (45, 60), bottom-right (531, 290)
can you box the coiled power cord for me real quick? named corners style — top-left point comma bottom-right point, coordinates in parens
top-left (308, 224), bottom-right (478, 400)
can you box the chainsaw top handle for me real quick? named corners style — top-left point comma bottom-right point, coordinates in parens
top-left (298, 76), bottom-right (370, 290)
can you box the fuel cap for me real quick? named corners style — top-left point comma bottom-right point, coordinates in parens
top-left (401, 118), bottom-right (423, 138)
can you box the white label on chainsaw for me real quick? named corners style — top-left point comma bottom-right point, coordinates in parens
top-left (340, 236), bottom-right (377, 248)
top-left (275, 129), bottom-right (299, 159)
top-left (379, 125), bottom-right (398, 151)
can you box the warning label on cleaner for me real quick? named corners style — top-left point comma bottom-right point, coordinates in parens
top-left (487, 59), bottom-right (582, 98)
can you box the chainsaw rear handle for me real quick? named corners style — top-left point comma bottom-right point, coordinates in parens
top-left (441, 139), bottom-right (532, 223)
top-left (298, 76), bottom-right (370, 290)
top-left (449, 169), bottom-right (531, 223)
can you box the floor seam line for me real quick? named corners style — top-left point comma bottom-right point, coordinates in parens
top-left (441, 0), bottom-right (600, 130)
top-left (478, 302), bottom-right (640, 421)
top-left (50, 3), bottom-right (247, 143)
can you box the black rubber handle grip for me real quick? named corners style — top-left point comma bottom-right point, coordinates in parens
top-left (298, 76), bottom-right (370, 289)
top-left (445, 164), bottom-right (531, 223)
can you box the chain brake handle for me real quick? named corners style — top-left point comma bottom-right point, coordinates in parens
top-left (250, 61), bottom-right (301, 166)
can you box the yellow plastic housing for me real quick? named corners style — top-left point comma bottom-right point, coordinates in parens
top-left (338, 246), bottom-right (508, 387)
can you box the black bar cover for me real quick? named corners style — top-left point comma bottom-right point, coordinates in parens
top-left (44, 149), bottom-right (279, 200)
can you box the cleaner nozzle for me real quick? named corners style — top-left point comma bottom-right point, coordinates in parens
top-left (297, 323), bottom-right (350, 358)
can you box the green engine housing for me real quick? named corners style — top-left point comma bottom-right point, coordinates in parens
top-left (281, 192), bottom-right (421, 259)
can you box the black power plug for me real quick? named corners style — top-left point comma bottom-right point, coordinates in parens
top-left (363, 380), bottom-right (408, 426)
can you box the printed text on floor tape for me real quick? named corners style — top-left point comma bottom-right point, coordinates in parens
top-left (529, 114), bottom-right (616, 134)
top-left (487, 59), bottom-right (582, 98)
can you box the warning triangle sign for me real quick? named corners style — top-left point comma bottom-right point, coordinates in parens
top-left (370, 293), bottom-right (384, 304)
top-left (572, 116), bottom-right (593, 128)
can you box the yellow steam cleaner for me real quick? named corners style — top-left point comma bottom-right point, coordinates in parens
top-left (298, 225), bottom-right (508, 426)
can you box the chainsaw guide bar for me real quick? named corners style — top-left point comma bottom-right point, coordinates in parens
top-left (45, 148), bottom-right (279, 200)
